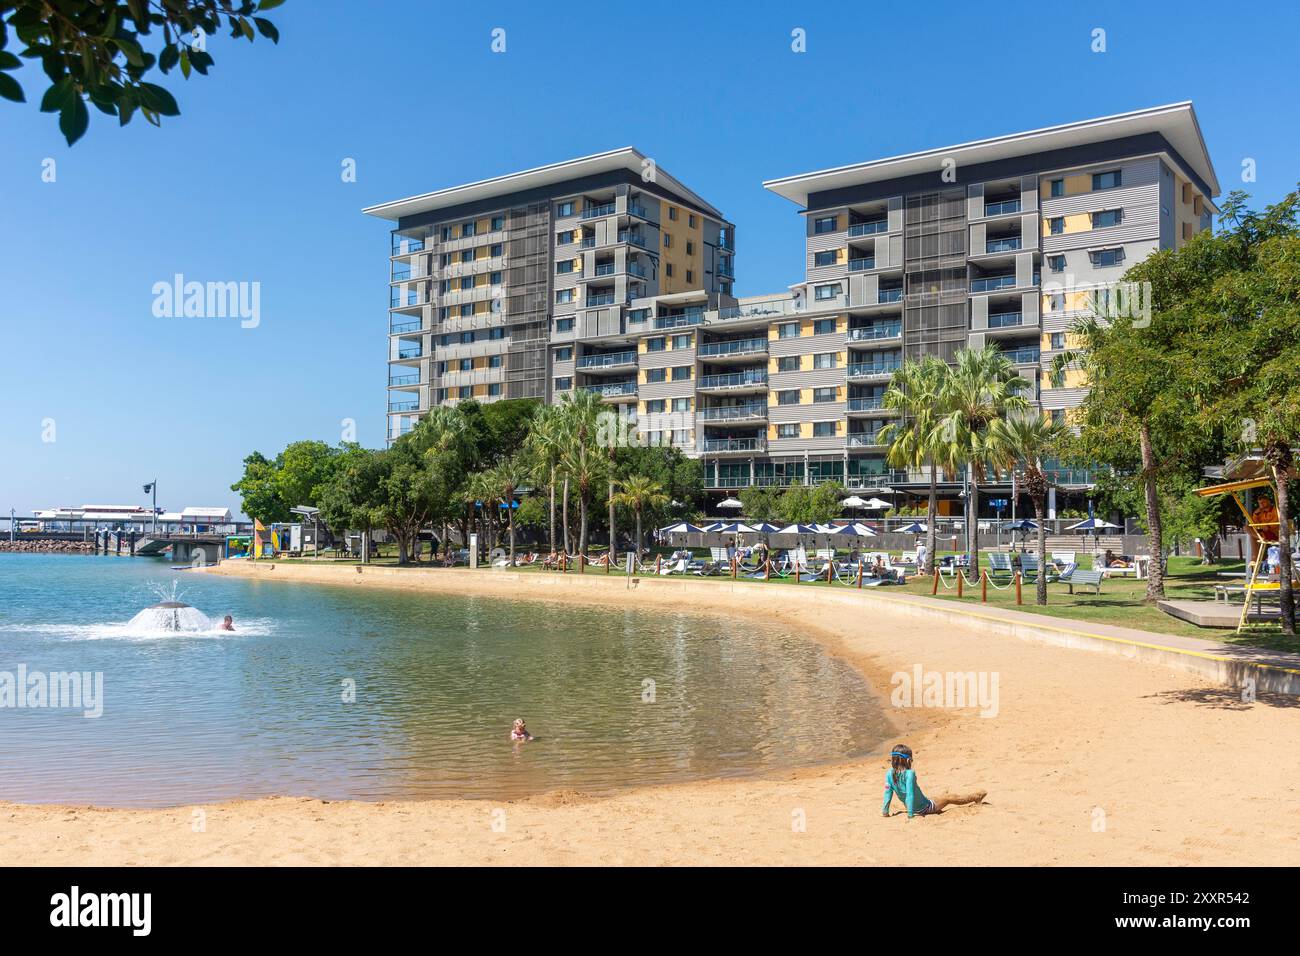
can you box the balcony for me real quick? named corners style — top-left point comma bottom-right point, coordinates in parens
top-left (847, 323), bottom-right (901, 342)
top-left (620, 231), bottom-right (653, 249)
top-left (984, 199), bottom-right (1022, 217)
top-left (987, 311), bottom-right (1024, 329)
top-left (1001, 347), bottom-right (1041, 365)
top-left (388, 400), bottom-right (419, 412)
top-left (389, 373), bottom-right (420, 387)
top-left (697, 402), bottom-right (767, 422)
top-left (878, 288), bottom-right (903, 304)
top-left (586, 293), bottom-right (616, 307)
top-left (654, 310), bottom-right (704, 330)
top-left (849, 219), bottom-right (888, 237)
top-left (698, 337), bottom-right (766, 358)
top-left (715, 299), bottom-right (797, 322)
top-left (847, 396), bottom-right (887, 413)
top-left (578, 350), bottom-right (636, 369)
top-left (581, 381), bottom-right (638, 398)
top-left (848, 361), bottom-right (901, 380)
top-left (582, 202), bottom-right (617, 219)
top-left (390, 319), bottom-right (421, 334)
top-left (697, 369), bottom-right (768, 391)
top-left (848, 432), bottom-right (885, 448)
top-left (595, 263), bottom-right (616, 277)
top-left (627, 202), bottom-right (649, 219)
top-left (985, 236), bottom-right (1022, 254)
top-left (848, 257), bottom-right (876, 272)
top-left (718, 231), bottom-right (735, 251)
top-left (718, 261), bottom-right (735, 278)
top-left (396, 346), bottom-right (422, 360)
top-left (391, 235), bottom-right (425, 256)
top-left (704, 437), bottom-right (767, 454)
top-left (971, 274), bottom-right (1017, 293)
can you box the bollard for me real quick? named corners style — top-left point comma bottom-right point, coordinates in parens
top-left (561, 553), bottom-right (568, 573)
top-left (981, 568), bottom-right (988, 603)
top-left (655, 555), bottom-right (661, 575)
top-left (578, 554), bottom-right (585, 574)
top-left (857, 561), bottom-right (864, 589)
top-left (764, 556), bottom-right (770, 582)
top-left (604, 553), bottom-right (610, 574)
top-left (826, 562), bottom-right (832, 584)
top-left (731, 556), bottom-right (737, 580)
top-left (1015, 571), bottom-right (1023, 605)
top-left (957, 570), bottom-right (963, 598)
top-left (932, 567), bottom-right (940, 595)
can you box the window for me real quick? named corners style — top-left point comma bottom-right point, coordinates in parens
top-left (557, 201), bottom-right (575, 217)
top-left (489, 327), bottom-right (505, 340)
top-left (813, 216), bottom-right (838, 234)
top-left (460, 250), bottom-right (474, 263)
top-left (1049, 179), bottom-right (1064, 198)
top-left (460, 277), bottom-right (473, 290)
top-left (686, 241), bottom-right (695, 256)
top-left (1047, 254), bottom-right (1066, 273)
top-left (459, 304), bottom-right (473, 317)
top-left (777, 322), bottom-right (800, 339)
top-left (490, 271), bottom-right (502, 285)
top-left (461, 223), bottom-right (475, 238)
top-left (813, 318), bottom-right (836, 335)
top-left (777, 355), bottom-right (799, 372)
top-left (1091, 209), bottom-right (1123, 229)
top-left (645, 368), bottom-right (666, 383)
top-left (555, 317), bottom-right (575, 332)
top-left (672, 397), bottom-right (690, 412)
top-left (665, 263), bottom-right (674, 277)
top-left (777, 423), bottom-right (799, 438)
top-left (554, 377), bottom-right (572, 391)
top-left (671, 366), bottom-right (691, 381)
top-left (1048, 217), bottom-right (1065, 235)
top-left (814, 283), bottom-right (840, 301)
top-left (458, 358), bottom-right (472, 372)
top-left (554, 346), bottom-right (573, 361)
top-left (671, 334), bottom-right (691, 350)
top-left (645, 399), bottom-right (666, 413)
top-left (813, 421), bottom-right (837, 437)
top-left (557, 230), bottom-right (574, 245)
top-left (1048, 293), bottom-right (1065, 312)
top-left (1050, 408), bottom-right (1066, 425)
top-left (814, 250), bottom-right (837, 267)
top-left (491, 215), bottom-right (505, 231)
top-left (490, 243), bottom-right (503, 257)
top-left (458, 386), bottom-right (472, 399)
top-left (1051, 369), bottom-right (1065, 388)
top-left (686, 270), bottom-right (694, 283)
top-left (777, 390), bottom-right (800, 405)
top-left (813, 387), bottom-right (837, 403)
top-left (439, 280), bottom-right (451, 293)
top-left (663, 233), bottom-right (672, 248)
top-left (646, 337), bottom-right (666, 352)
top-left (440, 226), bottom-right (453, 241)
top-left (1050, 332), bottom-right (1066, 350)
top-left (556, 260), bottom-right (575, 274)
top-left (459, 331), bottom-right (474, 344)
top-left (672, 429), bottom-right (690, 446)
top-left (1090, 248), bottom-right (1125, 267)
top-left (488, 355), bottom-right (502, 368)
top-left (688, 214), bottom-right (697, 228)
top-left (1092, 170), bottom-right (1122, 190)
top-left (812, 352), bottom-right (838, 370)
top-left (668, 206), bottom-right (678, 221)
top-left (555, 289), bottom-right (574, 304)
top-left (488, 383), bottom-right (502, 397)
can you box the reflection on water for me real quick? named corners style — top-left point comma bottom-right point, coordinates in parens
top-left (0, 555), bottom-right (888, 807)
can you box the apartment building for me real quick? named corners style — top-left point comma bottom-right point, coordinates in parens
top-left (364, 149), bottom-right (736, 441)
top-left (366, 104), bottom-right (1217, 512)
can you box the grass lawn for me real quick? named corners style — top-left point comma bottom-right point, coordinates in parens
top-left (255, 545), bottom-right (1298, 652)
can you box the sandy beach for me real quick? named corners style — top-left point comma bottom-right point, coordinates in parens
top-left (3, 561), bottom-right (1298, 866)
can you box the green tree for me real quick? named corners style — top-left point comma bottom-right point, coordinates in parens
top-left (0, 0), bottom-right (284, 145)
top-left (996, 414), bottom-right (1069, 604)
top-left (230, 450), bottom-right (287, 523)
top-left (610, 474), bottom-right (668, 555)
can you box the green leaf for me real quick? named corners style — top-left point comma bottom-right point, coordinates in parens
top-left (159, 44), bottom-right (179, 73)
top-left (115, 36), bottom-right (146, 68)
top-left (239, 18), bottom-right (255, 41)
top-left (179, 48), bottom-right (191, 79)
top-left (0, 51), bottom-right (21, 70)
top-left (59, 95), bottom-right (89, 146)
top-left (138, 81), bottom-right (180, 116)
top-left (257, 0), bottom-right (288, 10)
top-left (253, 18), bottom-right (279, 43)
top-left (0, 72), bottom-right (24, 103)
top-left (40, 76), bottom-right (75, 113)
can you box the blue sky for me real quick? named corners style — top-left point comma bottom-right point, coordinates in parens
top-left (2, 0), bottom-right (1297, 517)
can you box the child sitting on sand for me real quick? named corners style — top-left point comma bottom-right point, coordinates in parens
top-left (510, 718), bottom-right (533, 742)
top-left (881, 744), bottom-right (985, 818)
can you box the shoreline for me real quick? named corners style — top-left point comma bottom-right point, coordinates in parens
top-left (2, 559), bottom-right (1298, 865)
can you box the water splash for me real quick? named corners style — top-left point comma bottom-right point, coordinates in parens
top-left (126, 602), bottom-right (215, 633)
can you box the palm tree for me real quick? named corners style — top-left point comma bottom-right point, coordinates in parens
top-left (488, 455), bottom-right (529, 566)
top-left (525, 405), bottom-right (565, 555)
top-left (877, 355), bottom-right (949, 574)
top-left (936, 346), bottom-right (1031, 572)
top-left (611, 474), bottom-right (669, 557)
top-left (554, 389), bottom-right (605, 561)
top-left (996, 413), bottom-right (1070, 604)
top-left (464, 471), bottom-right (500, 561)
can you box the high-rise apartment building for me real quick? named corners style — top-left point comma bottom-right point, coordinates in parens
top-left (366, 103), bottom-right (1217, 514)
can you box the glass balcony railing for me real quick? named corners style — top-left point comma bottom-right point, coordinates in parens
top-left (1001, 347), bottom-right (1041, 365)
top-left (595, 263), bottom-right (616, 276)
top-left (391, 266), bottom-right (412, 282)
top-left (396, 347), bottom-right (422, 359)
top-left (390, 320), bottom-right (421, 334)
top-left (716, 299), bottom-right (795, 321)
top-left (849, 220), bottom-right (889, 236)
top-left (578, 351), bottom-right (636, 368)
top-left (698, 370), bottom-right (767, 390)
top-left (388, 400), bottom-right (419, 412)
top-left (627, 202), bottom-right (649, 219)
top-left (619, 232), bottom-right (652, 249)
top-left (985, 236), bottom-right (1022, 253)
top-left (984, 199), bottom-right (1022, 216)
top-left (718, 232), bottom-right (734, 251)
top-left (697, 402), bottom-right (766, 421)
top-left (391, 235), bottom-right (425, 255)
top-left (971, 274), bottom-right (1017, 293)
top-left (581, 237), bottom-right (596, 248)
top-left (847, 324), bottom-right (901, 341)
top-left (718, 261), bottom-right (735, 278)
top-left (654, 310), bottom-right (704, 330)
top-left (848, 432), bottom-right (885, 447)
top-left (627, 263), bottom-right (648, 279)
top-left (848, 257), bottom-right (876, 272)
top-left (847, 396), bottom-right (886, 412)
top-left (848, 361), bottom-right (901, 378)
top-left (582, 202), bottom-right (616, 219)
top-left (698, 337), bottom-right (766, 358)
top-left (586, 293), bottom-right (616, 307)
top-left (581, 381), bottom-right (637, 397)
top-left (878, 288), bottom-right (903, 303)
top-left (987, 311), bottom-right (1024, 329)
top-left (704, 437), bottom-right (767, 453)
top-left (389, 373), bottom-right (420, 386)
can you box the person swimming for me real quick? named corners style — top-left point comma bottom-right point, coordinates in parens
top-left (510, 718), bottom-right (533, 742)
top-left (220, 615), bottom-right (234, 631)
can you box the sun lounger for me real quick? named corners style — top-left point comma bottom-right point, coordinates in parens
top-left (1059, 566), bottom-right (1103, 594)
top-left (986, 552), bottom-right (1015, 578)
top-left (1050, 551), bottom-right (1076, 569)
top-left (1018, 554), bottom-right (1057, 583)
top-left (658, 558), bottom-right (688, 575)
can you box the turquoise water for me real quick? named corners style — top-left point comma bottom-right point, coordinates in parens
top-left (0, 554), bottom-right (888, 807)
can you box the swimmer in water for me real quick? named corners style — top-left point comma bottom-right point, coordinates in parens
top-left (221, 615), bottom-right (234, 631)
top-left (510, 718), bottom-right (533, 742)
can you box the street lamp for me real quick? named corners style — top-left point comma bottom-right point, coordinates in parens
top-left (142, 481), bottom-right (157, 536)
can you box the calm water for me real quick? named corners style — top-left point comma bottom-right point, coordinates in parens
top-left (0, 554), bottom-right (888, 807)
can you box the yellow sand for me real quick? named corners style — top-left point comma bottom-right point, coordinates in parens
top-left (2, 562), bottom-right (1296, 866)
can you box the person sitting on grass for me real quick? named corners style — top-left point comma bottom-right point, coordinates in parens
top-left (881, 744), bottom-right (986, 819)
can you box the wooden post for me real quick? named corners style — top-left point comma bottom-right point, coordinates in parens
top-left (655, 555), bottom-right (661, 574)
top-left (931, 568), bottom-right (939, 595)
top-left (561, 553), bottom-right (567, 573)
top-left (957, 570), bottom-right (963, 598)
top-left (981, 568), bottom-right (988, 603)
top-left (1015, 571), bottom-right (1023, 605)
top-left (857, 561), bottom-right (864, 589)
top-left (731, 556), bottom-right (737, 580)
top-left (764, 556), bottom-right (770, 582)
top-left (604, 553), bottom-right (610, 574)
top-left (578, 554), bottom-right (585, 574)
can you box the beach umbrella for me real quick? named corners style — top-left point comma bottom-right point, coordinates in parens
top-left (1002, 518), bottom-right (1039, 532)
top-left (776, 523), bottom-right (821, 537)
top-left (718, 497), bottom-right (744, 509)
top-left (896, 521), bottom-right (928, 534)
top-left (829, 522), bottom-right (877, 538)
top-left (748, 522), bottom-right (782, 534)
top-left (710, 522), bottom-right (757, 535)
top-left (840, 495), bottom-right (868, 515)
top-left (659, 521), bottom-right (706, 535)
top-left (864, 497), bottom-right (893, 510)
top-left (1065, 518), bottom-right (1119, 532)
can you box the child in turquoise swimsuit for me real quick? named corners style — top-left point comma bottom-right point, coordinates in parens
top-left (881, 744), bottom-right (986, 818)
